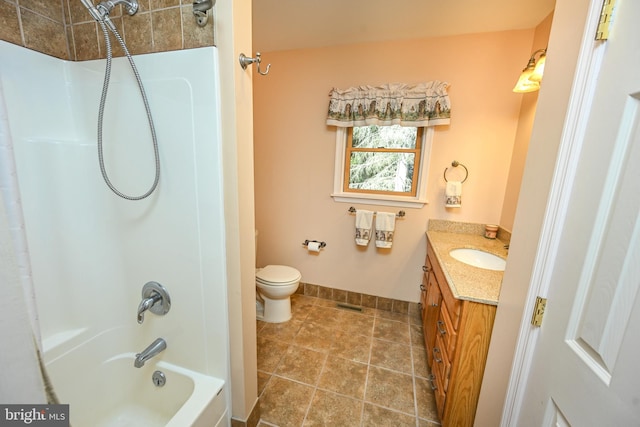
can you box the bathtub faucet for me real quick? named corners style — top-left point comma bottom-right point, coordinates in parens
top-left (134, 338), bottom-right (167, 368)
top-left (137, 292), bottom-right (162, 324)
top-left (137, 281), bottom-right (171, 324)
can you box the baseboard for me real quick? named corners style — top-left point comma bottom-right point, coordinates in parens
top-left (230, 399), bottom-right (260, 427)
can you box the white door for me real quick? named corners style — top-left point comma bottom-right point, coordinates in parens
top-left (517, 0), bottom-right (640, 425)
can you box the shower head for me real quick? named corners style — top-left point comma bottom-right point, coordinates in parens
top-left (80, 0), bottom-right (103, 22)
top-left (80, 0), bottom-right (139, 23)
top-left (98, 0), bottom-right (139, 17)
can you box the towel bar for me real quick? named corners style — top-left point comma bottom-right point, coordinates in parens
top-left (348, 207), bottom-right (406, 217)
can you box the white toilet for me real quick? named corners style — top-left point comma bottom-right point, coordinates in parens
top-left (256, 265), bottom-right (301, 323)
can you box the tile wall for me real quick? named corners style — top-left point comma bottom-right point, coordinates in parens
top-left (0, 0), bottom-right (214, 61)
top-left (298, 282), bottom-right (420, 317)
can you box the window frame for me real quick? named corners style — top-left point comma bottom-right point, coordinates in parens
top-left (343, 126), bottom-right (424, 197)
top-left (331, 126), bottom-right (433, 208)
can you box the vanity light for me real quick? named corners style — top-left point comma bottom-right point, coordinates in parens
top-left (513, 48), bottom-right (547, 93)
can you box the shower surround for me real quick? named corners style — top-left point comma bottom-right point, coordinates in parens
top-left (0, 0), bottom-right (214, 60)
top-left (0, 40), bottom-right (231, 424)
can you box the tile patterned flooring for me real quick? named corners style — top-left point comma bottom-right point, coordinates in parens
top-left (256, 294), bottom-right (441, 427)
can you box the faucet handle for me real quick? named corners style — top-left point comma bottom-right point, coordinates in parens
top-left (138, 281), bottom-right (171, 324)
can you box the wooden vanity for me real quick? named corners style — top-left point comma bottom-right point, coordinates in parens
top-left (421, 226), bottom-right (507, 426)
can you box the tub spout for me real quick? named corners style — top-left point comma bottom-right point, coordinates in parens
top-left (134, 338), bottom-right (166, 368)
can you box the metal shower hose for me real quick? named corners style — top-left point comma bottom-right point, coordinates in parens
top-left (96, 20), bottom-right (160, 200)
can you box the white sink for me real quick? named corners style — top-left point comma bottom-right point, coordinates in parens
top-left (449, 248), bottom-right (506, 271)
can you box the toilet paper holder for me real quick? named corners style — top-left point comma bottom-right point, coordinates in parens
top-left (302, 240), bottom-right (326, 249)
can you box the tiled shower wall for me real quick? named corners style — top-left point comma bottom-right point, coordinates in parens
top-left (0, 0), bottom-right (214, 61)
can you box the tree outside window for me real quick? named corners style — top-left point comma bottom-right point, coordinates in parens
top-left (345, 125), bottom-right (423, 197)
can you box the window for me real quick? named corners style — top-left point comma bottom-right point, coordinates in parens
top-left (327, 82), bottom-right (450, 207)
top-left (332, 125), bottom-right (433, 208)
top-left (344, 125), bottom-right (423, 196)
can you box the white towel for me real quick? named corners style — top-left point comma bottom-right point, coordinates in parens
top-left (375, 212), bottom-right (396, 248)
top-left (355, 209), bottom-right (373, 246)
top-left (445, 181), bottom-right (462, 208)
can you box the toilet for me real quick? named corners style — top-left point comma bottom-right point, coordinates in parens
top-left (256, 265), bottom-right (301, 323)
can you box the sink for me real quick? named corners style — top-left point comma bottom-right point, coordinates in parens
top-left (449, 248), bottom-right (506, 271)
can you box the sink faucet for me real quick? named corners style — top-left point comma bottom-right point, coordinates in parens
top-left (134, 338), bottom-right (167, 368)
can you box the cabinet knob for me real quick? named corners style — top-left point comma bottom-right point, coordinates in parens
top-left (420, 284), bottom-right (426, 291)
top-left (422, 265), bottom-right (430, 273)
top-left (428, 374), bottom-right (438, 391)
top-left (437, 320), bottom-right (447, 336)
top-left (433, 347), bottom-right (443, 363)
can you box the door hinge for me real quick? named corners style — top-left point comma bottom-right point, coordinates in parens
top-left (595, 0), bottom-right (617, 40)
top-left (531, 296), bottom-right (547, 327)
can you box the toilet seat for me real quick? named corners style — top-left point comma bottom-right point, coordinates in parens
top-left (256, 265), bottom-right (301, 287)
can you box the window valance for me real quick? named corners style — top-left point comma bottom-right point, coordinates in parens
top-left (326, 81), bottom-right (451, 128)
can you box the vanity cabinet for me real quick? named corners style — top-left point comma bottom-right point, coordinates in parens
top-left (421, 239), bottom-right (497, 427)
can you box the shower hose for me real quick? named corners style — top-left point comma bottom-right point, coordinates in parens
top-left (96, 20), bottom-right (160, 200)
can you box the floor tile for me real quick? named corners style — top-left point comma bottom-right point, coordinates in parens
top-left (257, 336), bottom-right (290, 373)
top-left (317, 355), bottom-right (368, 399)
top-left (276, 345), bottom-right (327, 385)
top-left (377, 309), bottom-right (410, 323)
top-left (303, 390), bottom-right (363, 426)
top-left (370, 338), bottom-right (413, 374)
top-left (256, 295), bottom-right (441, 426)
top-left (257, 371), bottom-right (271, 396)
top-left (410, 323), bottom-right (426, 348)
top-left (365, 366), bottom-right (415, 415)
top-left (329, 330), bottom-right (371, 363)
top-left (415, 376), bottom-right (440, 421)
top-left (305, 306), bottom-right (343, 327)
top-left (373, 317), bottom-right (411, 345)
top-left (412, 346), bottom-right (430, 379)
top-left (260, 376), bottom-right (315, 427)
top-left (337, 310), bottom-right (375, 336)
top-left (362, 403), bottom-right (417, 427)
top-left (260, 318), bottom-right (304, 342)
top-left (294, 321), bottom-right (334, 352)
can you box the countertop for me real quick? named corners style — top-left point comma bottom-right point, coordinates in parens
top-left (426, 223), bottom-right (509, 305)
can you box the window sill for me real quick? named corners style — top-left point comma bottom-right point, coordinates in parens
top-left (331, 192), bottom-right (427, 208)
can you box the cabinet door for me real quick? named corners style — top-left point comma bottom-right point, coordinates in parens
top-left (420, 271), bottom-right (428, 323)
top-left (424, 268), bottom-right (442, 366)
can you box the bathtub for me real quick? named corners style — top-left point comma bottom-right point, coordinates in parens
top-left (44, 328), bottom-right (228, 427)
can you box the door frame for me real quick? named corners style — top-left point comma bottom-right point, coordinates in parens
top-left (501, 0), bottom-right (608, 424)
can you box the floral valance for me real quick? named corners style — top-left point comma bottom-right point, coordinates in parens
top-left (326, 81), bottom-right (451, 128)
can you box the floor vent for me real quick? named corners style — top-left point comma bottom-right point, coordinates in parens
top-left (336, 303), bottom-right (363, 312)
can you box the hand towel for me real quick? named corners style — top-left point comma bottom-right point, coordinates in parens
top-left (375, 212), bottom-right (396, 248)
top-left (355, 209), bottom-right (373, 246)
top-left (445, 181), bottom-right (462, 208)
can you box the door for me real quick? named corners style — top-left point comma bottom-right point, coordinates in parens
top-left (517, 0), bottom-right (640, 425)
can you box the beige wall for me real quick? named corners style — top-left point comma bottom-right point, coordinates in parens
top-left (500, 13), bottom-right (554, 232)
top-left (0, 0), bottom-right (214, 60)
top-left (253, 30), bottom-right (535, 302)
top-left (476, 0), bottom-right (592, 424)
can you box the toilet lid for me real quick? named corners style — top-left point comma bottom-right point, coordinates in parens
top-left (256, 265), bottom-right (301, 285)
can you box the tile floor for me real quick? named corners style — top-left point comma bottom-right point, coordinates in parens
top-left (256, 294), bottom-right (441, 427)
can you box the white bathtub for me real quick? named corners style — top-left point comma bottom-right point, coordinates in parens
top-left (45, 328), bottom-right (228, 427)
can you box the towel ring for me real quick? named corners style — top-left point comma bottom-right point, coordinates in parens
top-left (444, 160), bottom-right (468, 183)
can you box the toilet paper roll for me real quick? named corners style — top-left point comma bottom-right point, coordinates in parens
top-left (307, 241), bottom-right (321, 253)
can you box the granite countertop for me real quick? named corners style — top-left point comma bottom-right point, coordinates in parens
top-left (426, 221), bottom-right (509, 305)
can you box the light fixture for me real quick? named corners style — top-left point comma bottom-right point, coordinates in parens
top-left (513, 48), bottom-right (547, 93)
